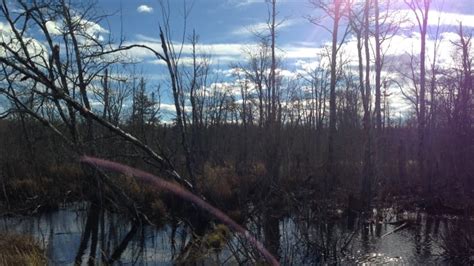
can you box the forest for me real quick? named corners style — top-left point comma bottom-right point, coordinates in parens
top-left (0, 0), bottom-right (472, 265)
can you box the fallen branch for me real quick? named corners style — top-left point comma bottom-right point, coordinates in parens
top-left (80, 156), bottom-right (280, 266)
top-left (381, 222), bottom-right (409, 238)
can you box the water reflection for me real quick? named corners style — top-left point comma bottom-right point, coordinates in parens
top-left (0, 203), bottom-right (472, 265)
top-left (0, 203), bottom-right (183, 265)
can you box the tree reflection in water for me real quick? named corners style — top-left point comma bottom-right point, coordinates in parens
top-left (1, 201), bottom-right (474, 264)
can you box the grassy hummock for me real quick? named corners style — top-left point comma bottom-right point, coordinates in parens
top-left (0, 232), bottom-right (46, 266)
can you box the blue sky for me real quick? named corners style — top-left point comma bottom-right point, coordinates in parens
top-left (94, 0), bottom-right (345, 68)
top-left (94, 0), bottom-right (474, 72)
top-left (99, 0), bottom-right (315, 44)
top-left (96, 0), bottom-right (328, 80)
top-left (89, 0), bottom-right (474, 116)
top-left (2, 0), bottom-right (473, 118)
top-left (97, 0), bottom-right (474, 50)
top-left (93, 0), bottom-right (330, 116)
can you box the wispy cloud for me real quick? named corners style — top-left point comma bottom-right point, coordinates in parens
top-left (226, 0), bottom-right (291, 8)
top-left (282, 45), bottom-right (322, 59)
top-left (137, 5), bottom-right (153, 13)
top-left (226, 0), bottom-right (263, 7)
top-left (120, 34), bottom-right (328, 65)
top-left (231, 19), bottom-right (301, 36)
top-left (149, 56), bottom-right (236, 66)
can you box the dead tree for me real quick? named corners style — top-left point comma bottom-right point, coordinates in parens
top-left (405, 0), bottom-right (431, 188)
top-left (0, 0), bottom-right (195, 191)
top-left (309, 0), bottom-right (351, 190)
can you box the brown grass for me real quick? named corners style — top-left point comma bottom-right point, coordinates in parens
top-left (0, 232), bottom-right (46, 266)
top-left (110, 173), bottom-right (169, 224)
top-left (2, 162), bottom-right (85, 206)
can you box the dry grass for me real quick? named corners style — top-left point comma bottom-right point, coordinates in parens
top-left (199, 161), bottom-right (264, 202)
top-left (2, 162), bottom-right (85, 207)
top-left (204, 224), bottom-right (231, 250)
top-left (110, 173), bottom-right (169, 224)
top-left (0, 232), bottom-right (46, 266)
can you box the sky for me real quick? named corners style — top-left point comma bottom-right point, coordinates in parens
top-left (100, 0), bottom-right (317, 45)
top-left (94, 0), bottom-right (474, 65)
top-left (88, 0), bottom-right (474, 117)
top-left (97, 0), bottom-right (326, 75)
top-left (2, 0), bottom-right (474, 119)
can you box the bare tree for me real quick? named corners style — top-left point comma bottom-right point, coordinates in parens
top-left (309, 0), bottom-right (351, 189)
top-left (452, 23), bottom-right (473, 192)
top-left (0, 0), bottom-right (195, 190)
top-left (404, 0), bottom-right (431, 187)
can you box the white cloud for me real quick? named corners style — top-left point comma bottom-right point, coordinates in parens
top-left (121, 36), bottom-right (328, 66)
top-left (0, 22), bottom-right (49, 64)
top-left (45, 21), bottom-right (62, 35)
top-left (232, 22), bottom-right (268, 36)
top-left (68, 16), bottom-right (109, 36)
top-left (149, 55), bottom-right (236, 66)
top-left (281, 46), bottom-right (323, 59)
top-left (277, 69), bottom-right (298, 79)
top-left (396, 9), bottom-right (474, 28)
top-left (42, 17), bottom-right (108, 38)
top-left (119, 39), bottom-right (248, 63)
top-left (431, 11), bottom-right (474, 28)
top-left (132, 34), bottom-right (325, 62)
top-left (0, 22), bottom-right (12, 40)
top-left (160, 103), bottom-right (177, 113)
top-left (137, 5), bottom-right (153, 13)
top-left (294, 60), bottom-right (320, 72)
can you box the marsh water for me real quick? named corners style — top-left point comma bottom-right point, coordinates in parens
top-left (0, 202), bottom-right (470, 265)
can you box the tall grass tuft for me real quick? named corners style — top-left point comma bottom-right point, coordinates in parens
top-left (0, 232), bottom-right (46, 265)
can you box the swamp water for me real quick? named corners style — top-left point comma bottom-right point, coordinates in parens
top-left (0, 202), bottom-right (471, 265)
